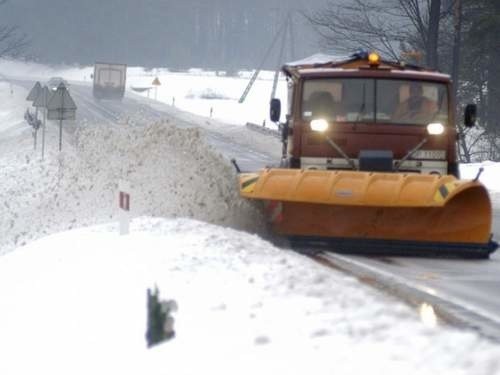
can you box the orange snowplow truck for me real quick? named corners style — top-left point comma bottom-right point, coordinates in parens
top-left (239, 51), bottom-right (497, 258)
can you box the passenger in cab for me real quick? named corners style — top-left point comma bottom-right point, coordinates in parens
top-left (392, 81), bottom-right (439, 124)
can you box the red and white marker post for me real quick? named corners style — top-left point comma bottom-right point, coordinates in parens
top-left (119, 180), bottom-right (131, 235)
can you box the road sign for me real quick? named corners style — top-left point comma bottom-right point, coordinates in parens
top-left (47, 109), bottom-right (77, 120)
top-left (46, 83), bottom-right (77, 151)
top-left (33, 86), bottom-right (51, 108)
top-left (152, 77), bottom-right (161, 100)
top-left (36, 87), bottom-right (52, 160)
top-left (26, 82), bottom-right (42, 102)
top-left (47, 83), bottom-right (77, 120)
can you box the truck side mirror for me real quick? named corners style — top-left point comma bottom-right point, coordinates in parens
top-left (270, 98), bottom-right (281, 122)
top-left (464, 104), bottom-right (477, 128)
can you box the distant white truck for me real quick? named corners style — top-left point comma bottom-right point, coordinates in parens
top-left (92, 62), bottom-right (127, 100)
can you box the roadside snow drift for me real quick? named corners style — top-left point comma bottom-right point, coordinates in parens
top-left (1, 217), bottom-right (500, 375)
top-left (0, 120), bottom-right (265, 254)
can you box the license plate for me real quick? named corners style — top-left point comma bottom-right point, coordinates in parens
top-left (412, 150), bottom-right (446, 160)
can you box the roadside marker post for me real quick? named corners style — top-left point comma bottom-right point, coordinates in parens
top-left (119, 180), bottom-right (131, 235)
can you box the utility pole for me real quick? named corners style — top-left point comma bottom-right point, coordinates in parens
top-left (271, 14), bottom-right (290, 100)
top-left (426, 0), bottom-right (441, 69)
top-left (239, 11), bottom-right (295, 103)
top-left (238, 18), bottom-right (288, 103)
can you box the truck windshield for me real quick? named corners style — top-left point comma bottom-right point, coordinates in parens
top-left (302, 78), bottom-right (448, 126)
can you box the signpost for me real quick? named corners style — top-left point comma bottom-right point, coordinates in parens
top-left (46, 83), bottom-right (77, 151)
top-left (33, 86), bottom-right (52, 160)
top-left (152, 77), bottom-right (161, 100)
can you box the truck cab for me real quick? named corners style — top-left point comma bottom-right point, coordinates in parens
top-left (271, 52), bottom-right (475, 178)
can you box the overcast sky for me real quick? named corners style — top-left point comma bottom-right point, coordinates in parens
top-left (0, 0), bottom-right (329, 69)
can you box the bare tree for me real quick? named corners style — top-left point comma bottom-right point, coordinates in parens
top-left (305, 0), bottom-right (447, 69)
top-left (0, 0), bottom-right (29, 58)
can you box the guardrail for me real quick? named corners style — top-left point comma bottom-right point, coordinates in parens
top-left (245, 122), bottom-right (280, 139)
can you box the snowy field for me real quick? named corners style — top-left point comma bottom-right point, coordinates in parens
top-left (1, 60), bottom-right (500, 374)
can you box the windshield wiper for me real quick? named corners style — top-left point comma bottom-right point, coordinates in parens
top-left (355, 83), bottom-right (366, 122)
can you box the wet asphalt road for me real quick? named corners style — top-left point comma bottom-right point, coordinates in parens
top-left (348, 193), bottom-right (500, 332)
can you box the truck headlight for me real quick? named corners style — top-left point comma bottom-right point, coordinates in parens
top-left (427, 123), bottom-right (445, 135)
top-left (310, 119), bottom-right (329, 132)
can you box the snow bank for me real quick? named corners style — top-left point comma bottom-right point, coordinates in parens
top-left (0, 120), bottom-right (265, 254)
top-left (1, 217), bottom-right (500, 375)
top-left (0, 218), bottom-right (500, 375)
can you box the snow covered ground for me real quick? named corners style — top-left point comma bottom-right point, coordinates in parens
top-left (0, 90), bottom-right (265, 253)
top-left (2, 60), bottom-right (500, 374)
top-left (2, 217), bottom-right (500, 375)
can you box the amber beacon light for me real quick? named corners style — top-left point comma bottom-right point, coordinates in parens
top-left (368, 52), bottom-right (380, 67)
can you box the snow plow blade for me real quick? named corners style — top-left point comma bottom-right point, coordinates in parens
top-left (239, 169), bottom-right (497, 258)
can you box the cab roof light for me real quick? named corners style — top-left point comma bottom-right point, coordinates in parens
top-left (368, 52), bottom-right (380, 67)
